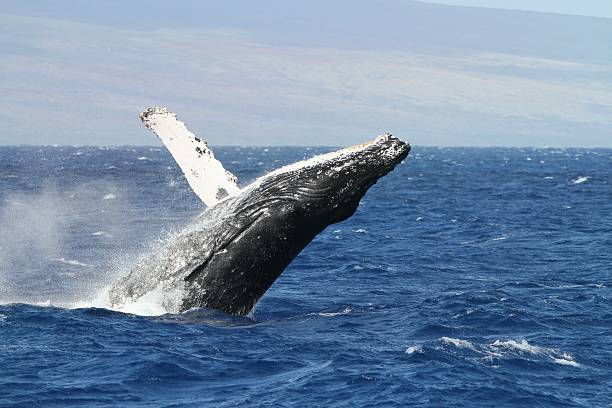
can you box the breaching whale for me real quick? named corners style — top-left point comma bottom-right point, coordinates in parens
top-left (108, 108), bottom-right (410, 315)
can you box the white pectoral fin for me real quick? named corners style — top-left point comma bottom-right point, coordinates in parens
top-left (140, 107), bottom-right (240, 207)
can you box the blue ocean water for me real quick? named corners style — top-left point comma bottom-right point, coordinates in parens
top-left (0, 145), bottom-right (611, 407)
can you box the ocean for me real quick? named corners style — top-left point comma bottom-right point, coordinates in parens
top-left (0, 145), bottom-right (610, 407)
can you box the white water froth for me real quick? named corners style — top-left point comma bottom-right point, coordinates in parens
top-left (114, 283), bottom-right (185, 316)
top-left (318, 306), bottom-right (352, 317)
top-left (437, 337), bottom-right (581, 367)
top-left (572, 176), bottom-right (589, 185)
top-left (440, 336), bottom-right (477, 350)
top-left (86, 225), bottom-right (198, 316)
top-left (405, 345), bottom-right (424, 354)
top-left (0, 181), bottom-right (159, 311)
top-left (75, 227), bottom-right (195, 316)
top-left (74, 282), bottom-right (185, 316)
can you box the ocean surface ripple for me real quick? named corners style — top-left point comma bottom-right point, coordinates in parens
top-left (0, 146), bottom-right (611, 407)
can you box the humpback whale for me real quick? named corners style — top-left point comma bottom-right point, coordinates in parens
top-left (108, 108), bottom-right (410, 315)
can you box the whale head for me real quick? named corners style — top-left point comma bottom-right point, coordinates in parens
top-left (181, 134), bottom-right (410, 314)
top-left (240, 133), bottom-right (411, 225)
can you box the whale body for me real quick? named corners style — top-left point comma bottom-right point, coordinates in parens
top-left (108, 108), bottom-right (410, 315)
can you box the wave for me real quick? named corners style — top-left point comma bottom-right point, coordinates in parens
top-left (317, 306), bottom-right (352, 317)
top-left (490, 339), bottom-right (580, 367)
top-left (405, 345), bottom-right (424, 354)
top-left (572, 176), bottom-right (589, 184)
top-left (440, 336), bottom-right (477, 350)
top-left (433, 337), bottom-right (581, 368)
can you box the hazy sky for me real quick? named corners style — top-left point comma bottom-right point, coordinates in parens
top-left (1, 1), bottom-right (610, 147)
top-left (423, 0), bottom-right (612, 18)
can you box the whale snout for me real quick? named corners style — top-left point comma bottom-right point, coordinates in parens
top-left (373, 133), bottom-right (411, 164)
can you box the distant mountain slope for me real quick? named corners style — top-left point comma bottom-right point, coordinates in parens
top-left (3, 0), bottom-right (611, 63)
top-left (0, 1), bottom-right (610, 146)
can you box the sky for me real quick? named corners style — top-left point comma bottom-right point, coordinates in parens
top-left (422, 0), bottom-right (612, 18)
top-left (0, 0), bottom-right (611, 147)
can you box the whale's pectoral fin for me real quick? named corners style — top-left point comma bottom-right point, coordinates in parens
top-left (140, 107), bottom-right (240, 207)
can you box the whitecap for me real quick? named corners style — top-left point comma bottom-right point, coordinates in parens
top-left (318, 306), bottom-right (352, 317)
top-left (572, 176), bottom-right (589, 184)
top-left (440, 337), bottom-right (476, 350)
top-left (552, 357), bottom-right (581, 367)
top-left (491, 339), bottom-right (581, 367)
top-left (405, 345), bottom-right (423, 354)
top-left (102, 193), bottom-right (116, 200)
top-left (492, 339), bottom-right (540, 354)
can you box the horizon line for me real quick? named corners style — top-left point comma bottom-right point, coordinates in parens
top-left (1, 144), bottom-right (611, 150)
